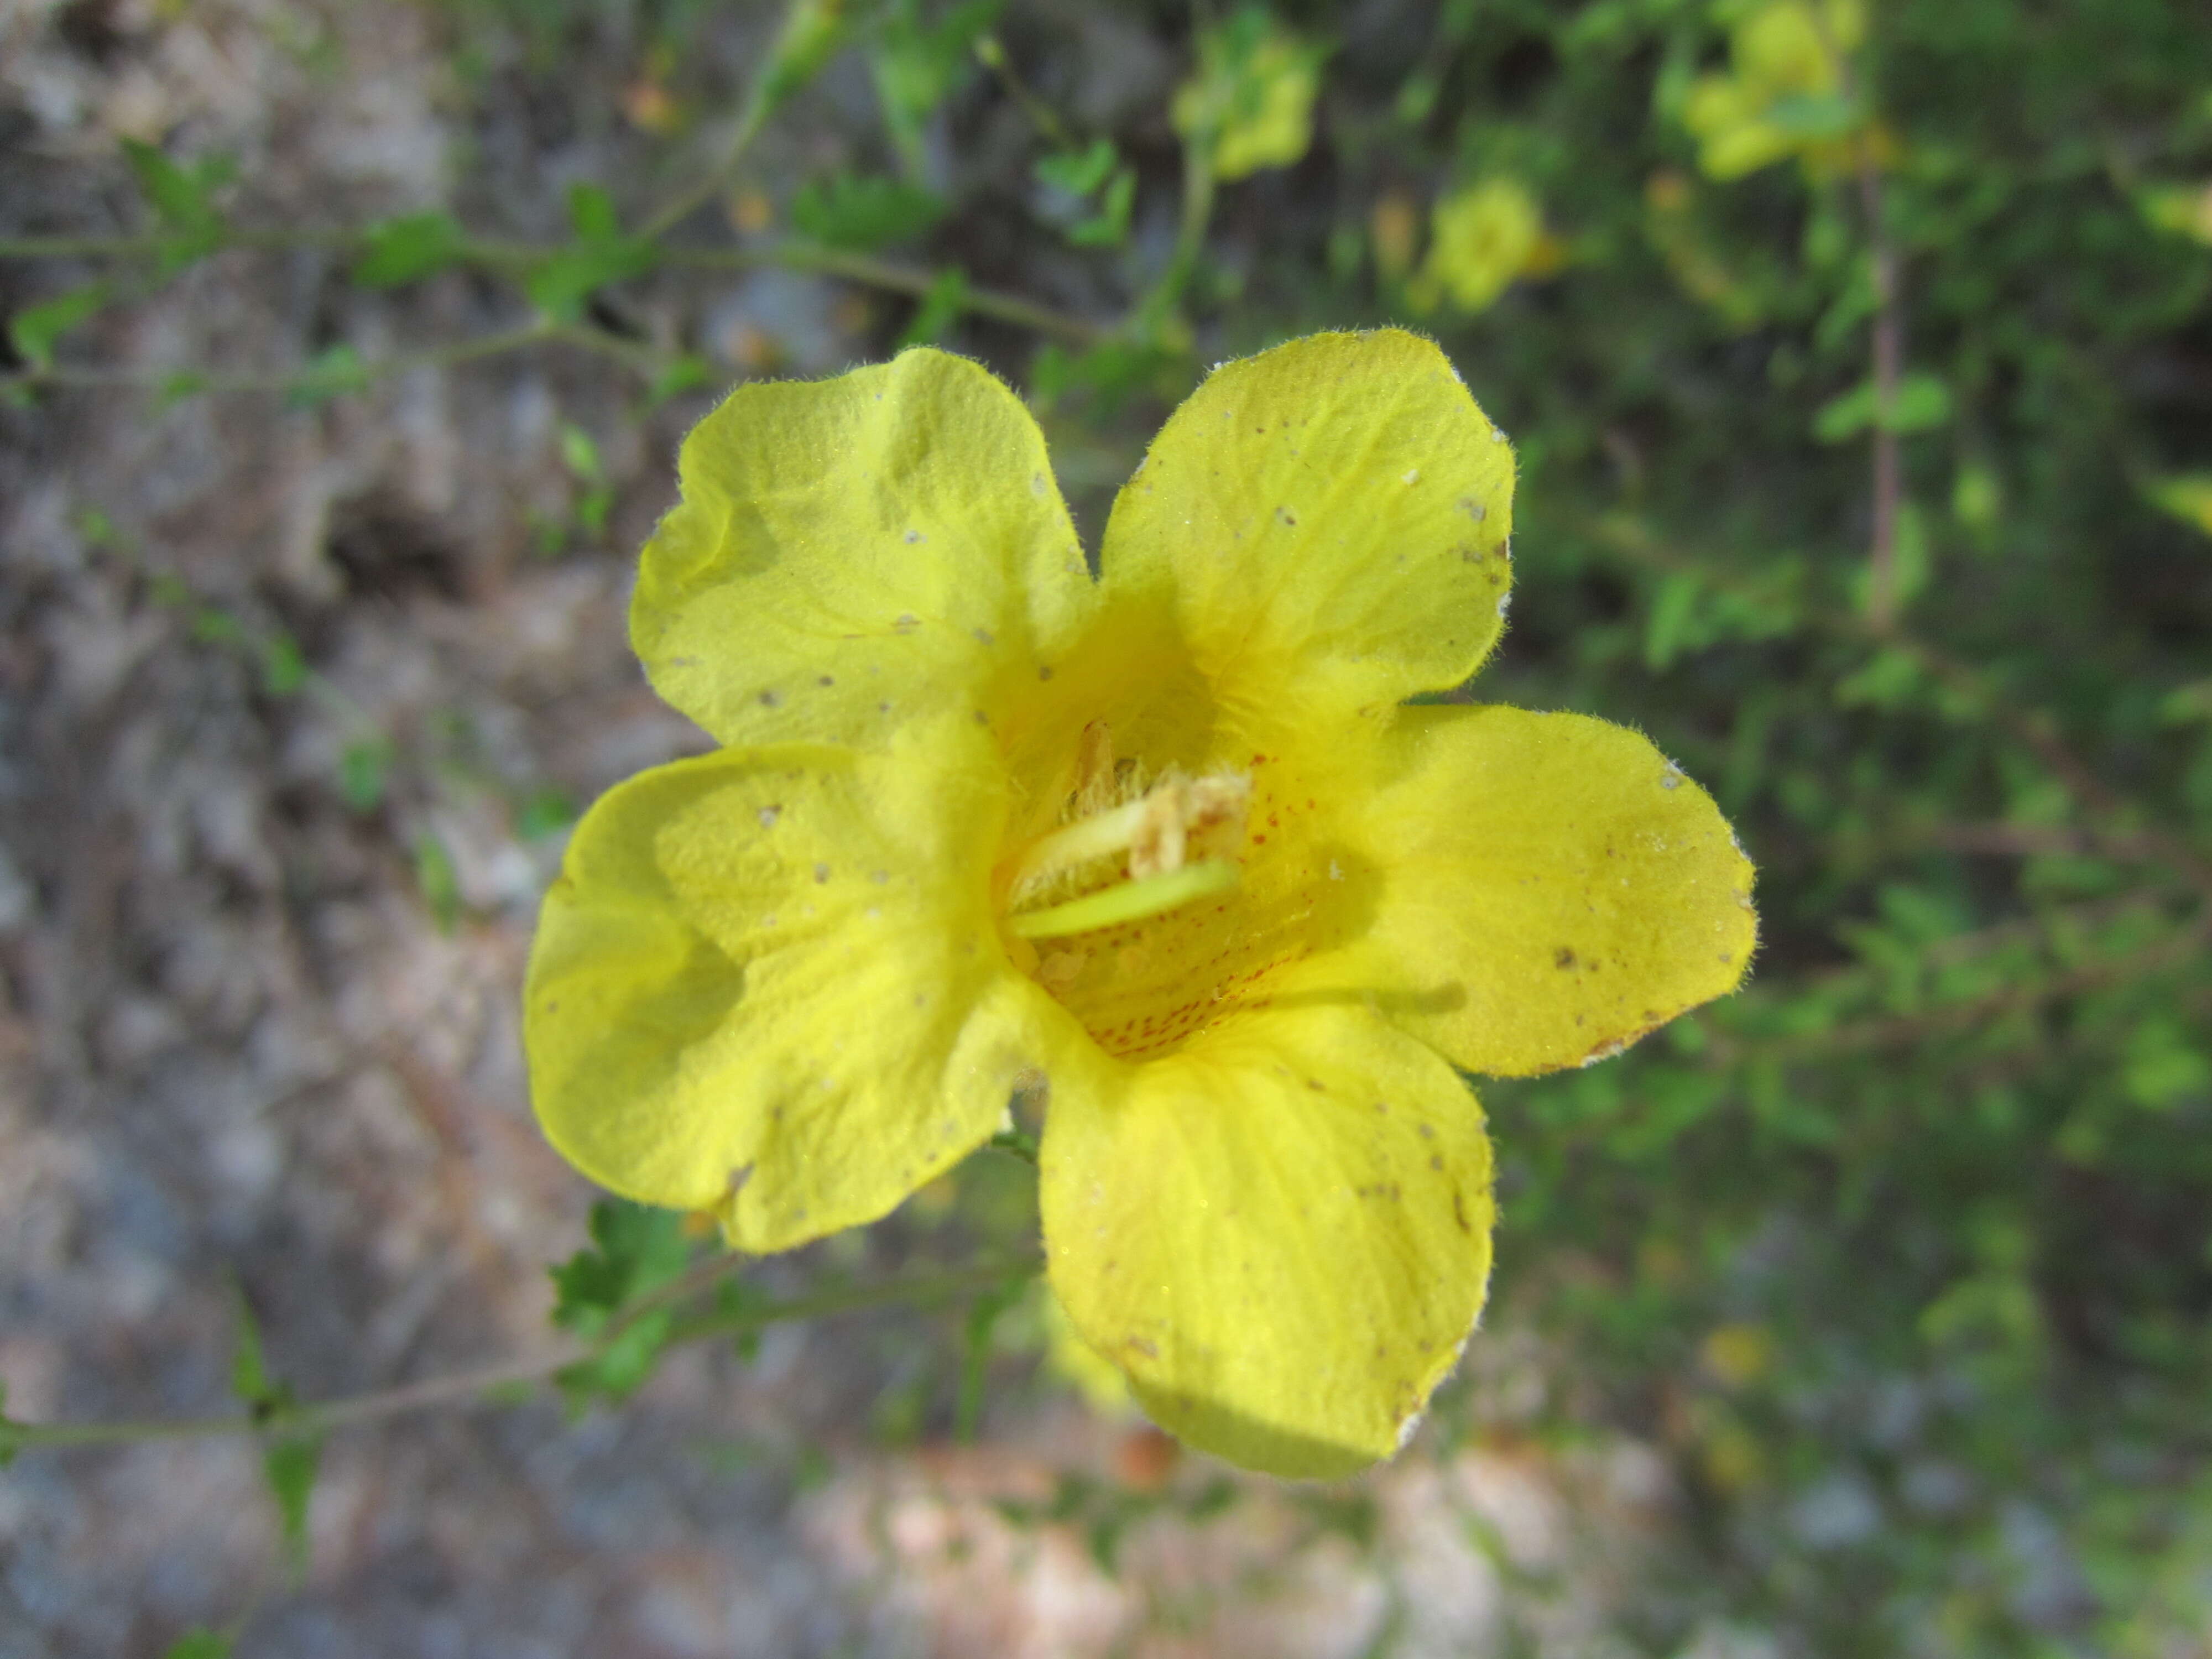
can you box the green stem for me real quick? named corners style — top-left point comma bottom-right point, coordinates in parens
top-left (974, 34), bottom-right (1076, 148)
top-left (634, 0), bottom-right (832, 242)
top-left (0, 234), bottom-right (1104, 379)
top-left (1, 319), bottom-right (555, 398)
top-left (664, 244), bottom-right (1106, 343)
top-left (1136, 135), bottom-right (1218, 338)
top-left (1, 1253), bottom-right (1041, 1457)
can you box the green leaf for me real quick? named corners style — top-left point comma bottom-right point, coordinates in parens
top-left (1035, 138), bottom-right (1119, 197)
top-left (413, 832), bottom-right (462, 934)
top-left (122, 138), bottom-right (222, 231)
top-left (2122, 1018), bottom-right (2210, 1111)
top-left (575, 486), bottom-right (614, 535)
top-left (353, 211), bottom-right (465, 288)
top-left (286, 344), bottom-right (369, 409)
top-left (232, 1287), bottom-right (275, 1409)
top-left (263, 1435), bottom-right (322, 1569)
top-left (338, 739), bottom-right (390, 813)
top-left (871, 0), bottom-right (1003, 149)
top-left (230, 1285), bottom-right (296, 1428)
top-left (514, 787), bottom-right (577, 841)
top-left (9, 283), bottom-right (107, 371)
top-left (566, 181), bottom-right (622, 244)
top-left (559, 1308), bottom-right (674, 1404)
top-left (260, 632), bottom-right (307, 697)
top-left (790, 174), bottom-right (946, 251)
top-left (0, 1379), bottom-right (17, 1469)
top-left (1813, 372), bottom-right (1953, 442)
top-left (188, 607), bottom-right (247, 646)
top-left (1644, 570), bottom-right (1703, 669)
top-left (896, 267), bottom-right (969, 348)
top-left (1834, 646), bottom-right (1923, 709)
top-left (1764, 90), bottom-right (1863, 140)
top-left (643, 353), bottom-right (714, 410)
top-left (523, 184), bottom-right (658, 321)
top-left (162, 1631), bottom-right (232, 1659)
top-left (760, 0), bottom-right (856, 111)
top-left (524, 244), bottom-right (658, 322)
top-left (121, 139), bottom-right (227, 269)
top-left (548, 1198), bottom-right (692, 1334)
top-left (1068, 166), bottom-right (1136, 248)
top-left (557, 421), bottom-right (602, 482)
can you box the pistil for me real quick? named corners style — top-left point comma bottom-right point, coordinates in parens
top-left (1008, 859), bottom-right (1240, 939)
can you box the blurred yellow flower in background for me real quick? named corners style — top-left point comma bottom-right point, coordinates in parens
top-left (1172, 7), bottom-right (1323, 181)
top-left (1406, 177), bottom-right (1551, 316)
top-left (525, 330), bottom-right (1755, 1477)
top-left (1684, 0), bottom-right (1870, 181)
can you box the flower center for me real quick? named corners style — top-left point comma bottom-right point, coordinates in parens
top-left (1003, 722), bottom-right (1253, 940)
top-left (999, 721), bottom-right (1323, 1061)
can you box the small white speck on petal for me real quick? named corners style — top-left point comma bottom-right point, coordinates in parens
top-left (1402, 468), bottom-right (1420, 485)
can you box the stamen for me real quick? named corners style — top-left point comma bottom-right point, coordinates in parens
top-left (1008, 796), bottom-right (1159, 896)
top-left (1008, 860), bottom-right (1240, 939)
top-left (1010, 771), bottom-right (1253, 899)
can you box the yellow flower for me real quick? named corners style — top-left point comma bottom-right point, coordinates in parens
top-left (1683, 0), bottom-right (1867, 181)
top-left (525, 330), bottom-right (1756, 1477)
top-left (1170, 8), bottom-right (1323, 182)
top-left (1407, 178), bottom-right (1546, 316)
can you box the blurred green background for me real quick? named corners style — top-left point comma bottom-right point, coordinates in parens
top-left (6, 0), bottom-right (2211, 1653)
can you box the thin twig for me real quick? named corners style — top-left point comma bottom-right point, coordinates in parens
top-left (974, 34), bottom-right (1076, 148)
top-left (2, 1254), bottom-right (1041, 1455)
top-left (634, 0), bottom-right (828, 242)
top-left (1, 320), bottom-right (556, 398)
top-left (1810, 4), bottom-right (1904, 629)
top-left (662, 244), bottom-right (1107, 344)
top-left (0, 232), bottom-right (1105, 378)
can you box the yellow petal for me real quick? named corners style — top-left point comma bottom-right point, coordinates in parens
top-left (1041, 1004), bottom-right (1494, 1479)
top-left (1300, 705), bottom-right (1755, 1076)
top-left (524, 715), bottom-right (1054, 1251)
top-left (1684, 77), bottom-right (1794, 181)
top-left (632, 348), bottom-right (1095, 749)
top-left (1101, 330), bottom-right (1515, 719)
top-left (1735, 0), bottom-right (1858, 95)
